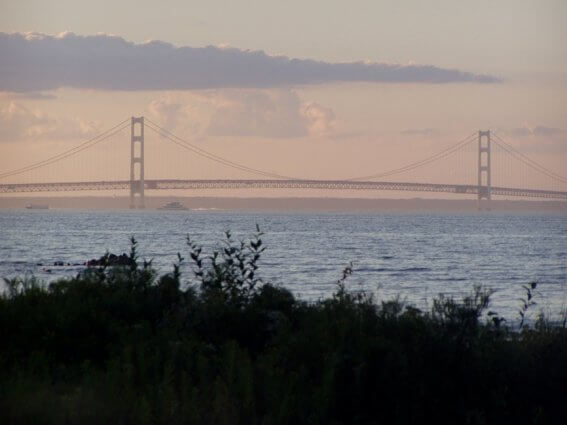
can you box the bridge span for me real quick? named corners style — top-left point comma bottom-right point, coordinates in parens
top-left (2, 118), bottom-right (567, 208)
top-left (1, 179), bottom-right (566, 200)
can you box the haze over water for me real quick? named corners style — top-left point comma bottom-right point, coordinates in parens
top-left (1, 209), bottom-right (565, 322)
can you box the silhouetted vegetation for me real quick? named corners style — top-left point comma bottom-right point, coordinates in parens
top-left (1, 229), bottom-right (566, 424)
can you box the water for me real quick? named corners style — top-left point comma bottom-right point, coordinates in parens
top-left (1, 209), bottom-right (566, 321)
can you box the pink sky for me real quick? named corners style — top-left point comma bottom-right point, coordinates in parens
top-left (1, 1), bottom-right (566, 198)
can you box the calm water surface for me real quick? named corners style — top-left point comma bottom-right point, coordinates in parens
top-left (1, 209), bottom-right (566, 320)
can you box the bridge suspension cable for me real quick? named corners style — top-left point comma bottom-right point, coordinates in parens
top-left (0, 118), bottom-right (130, 180)
top-left (347, 132), bottom-right (478, 181)
top-left (491, 133), bottom-right (567, 185)
top-left (145, 118), bottom-right (298, 180)
top-left (2, 114), bottom-right (565, 196)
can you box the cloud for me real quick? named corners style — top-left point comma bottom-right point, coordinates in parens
top-left (148, 95), bottom-right (206, 138)
top-left (0, 91), bottom-right (57, 100)
top-left (148, 89), bottom-right (337, 139)
top-left (207, 90), bottom-right (308, 138)
top-left (149, 98), bottom-right (185, 131)
top-left (0, 101), bottom-right (100, 142)
top-left (0, 102), bottom-right (54, 141)
top-left (532, 126), bottom-right (564, 137)
top-left (502, 125), bottom-right (567, 153)
top-left (301, 102), bottom-right (336, 137)
top-left (506, 125), bottom-right (565, 138)
top-left (0, 32), bottom-right (500, 93)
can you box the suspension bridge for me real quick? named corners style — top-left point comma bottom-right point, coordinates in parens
top-left (1, 117), bottom-right (566, 209)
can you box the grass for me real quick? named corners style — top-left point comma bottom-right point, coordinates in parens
top-left (1, 229), bottom-right (566, 424)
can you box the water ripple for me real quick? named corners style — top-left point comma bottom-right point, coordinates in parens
top-left (1, 209), bottom-right (566, 320)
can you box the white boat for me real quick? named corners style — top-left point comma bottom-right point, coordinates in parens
top-left (25, 204), bottom-right (49, 209)
top-left (158, 201), bottom-right (188, 210)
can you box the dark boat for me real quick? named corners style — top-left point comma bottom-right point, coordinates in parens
top-left (158, 201), bottom-right (188, 210)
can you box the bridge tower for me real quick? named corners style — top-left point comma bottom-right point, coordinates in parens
top-left (130, 116), bottom-right (145, 208)
top-left (477, 130), bottom-right (491, 210)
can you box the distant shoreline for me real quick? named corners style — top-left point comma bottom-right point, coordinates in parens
top-left (1, 196), bottom-right (566, 213)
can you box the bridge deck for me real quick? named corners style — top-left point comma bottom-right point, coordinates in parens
top-left (0, 179), bottom-right (566, 200)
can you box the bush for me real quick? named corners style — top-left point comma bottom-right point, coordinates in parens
top-left (1, 230), bottom-right (566, 424)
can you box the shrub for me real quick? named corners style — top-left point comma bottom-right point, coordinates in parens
top-left (1, 231), bottom-right (567, 425)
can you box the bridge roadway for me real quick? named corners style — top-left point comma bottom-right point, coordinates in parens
top-left (1, 179), bottom-right (566, 199)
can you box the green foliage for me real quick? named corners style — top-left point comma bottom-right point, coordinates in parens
top-left (3, 274), bottom-right (42, 297)
top-left (1, 231), bottom-right (566, 425)
top-left (188, 225), bottom-right (265, 308)
top-left (519, 281), bottom-right (538, 329)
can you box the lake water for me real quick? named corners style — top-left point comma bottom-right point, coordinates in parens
top-left (1, 209), bottom-right (566, 321)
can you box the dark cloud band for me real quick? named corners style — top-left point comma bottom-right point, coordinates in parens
top-left (1, 32), bottom-right (500, 92)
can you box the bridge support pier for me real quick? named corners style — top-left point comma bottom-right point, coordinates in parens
top-left (477, 130), bottom-right (491, 211)
top-left (130, 117), bottom-right (145, 209)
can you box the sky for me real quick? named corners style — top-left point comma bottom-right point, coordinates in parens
top-left (0, 0), bottom-right (566, 196)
